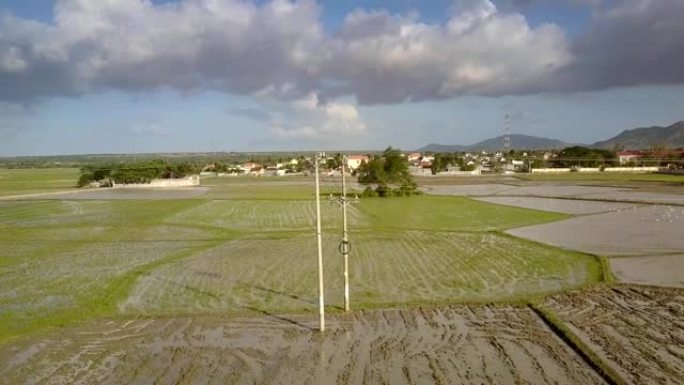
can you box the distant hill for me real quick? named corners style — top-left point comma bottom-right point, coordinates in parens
top-left (592, 121), bottom-right (684, 149)
top-left (417, 144), bottom-right (467, 152)
top-left (419, 134), bottom-right (572, 153)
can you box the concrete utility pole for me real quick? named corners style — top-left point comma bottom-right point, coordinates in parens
top-left (341, 159), bottom-right (350, 312)
top-left (314, 153), bottom-right (325, 332)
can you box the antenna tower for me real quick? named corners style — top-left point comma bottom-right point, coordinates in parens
top-left (504, 113), bottom-right (512, 152)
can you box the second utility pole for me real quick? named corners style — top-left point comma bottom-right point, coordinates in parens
top-left (341, 159), bottom-right (350, 312)
top-left (315, 153), bottom-right (325, 332)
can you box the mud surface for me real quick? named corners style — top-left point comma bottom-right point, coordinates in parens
top-left (610, 255), bottom-right (684, 288)
top-left (423, 184), bottom-right (518, 196)
top-left (426, 183), bottom-right (684, 204)
top-left (474, 196), bottom-right (638, 214)
top-left (507, 205), bottom-right (684, 256)
top-left (544, 285), bottom-right (684, 385)
top-left (0, 306), bottom-right (605, 385)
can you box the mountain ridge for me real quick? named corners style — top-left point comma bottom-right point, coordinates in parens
top-left (591, 121), bottom-right (684, 149)
top-left (418, 121), bottom-right (684, 152)
top-left (418, 134), bottom-right (576, 153)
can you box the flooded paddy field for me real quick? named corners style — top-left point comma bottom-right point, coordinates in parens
top-left (506, 205), bottom-right (684, 256)
top-left (2, 170), bottom-right (683, 384)
top-left (609, 254), bottom-right (684, 288)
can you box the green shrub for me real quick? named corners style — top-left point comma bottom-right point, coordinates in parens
top-left (77, 172), bottom-right (94, 187)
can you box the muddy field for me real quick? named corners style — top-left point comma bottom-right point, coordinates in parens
top-left (426, 183), bottom-right (684, 204)
top-left (507, 205), bottom-right (684, 256)
top-left (543, 285), bottom-right (684, 385)
top-left (610, 254), bottom-right (684, 288)
top-left (0, 306), bottom-right (606, 385)
top-left (474, 196), bottom-right (638, 214)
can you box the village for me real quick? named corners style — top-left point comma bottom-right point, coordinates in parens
top-left (198, 147), bottom-right (684, 178)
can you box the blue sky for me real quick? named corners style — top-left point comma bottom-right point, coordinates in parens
top-left (1, 0), bottom-right (683, 155)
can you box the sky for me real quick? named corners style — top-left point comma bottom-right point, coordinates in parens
top-left (0, 0), bottom-right (683, 156)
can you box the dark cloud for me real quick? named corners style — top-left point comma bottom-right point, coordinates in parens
top-left (557, 0), bottom-right (684, 91)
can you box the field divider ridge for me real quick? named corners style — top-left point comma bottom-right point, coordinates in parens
top-left (528, 303), bottom-right (627, 385)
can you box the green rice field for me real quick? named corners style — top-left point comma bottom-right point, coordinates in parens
top-left (0, 169), bottom-right (602, 343)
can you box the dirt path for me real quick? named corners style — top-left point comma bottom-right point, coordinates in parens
top-left (0, 306), bottom-right (606, 385)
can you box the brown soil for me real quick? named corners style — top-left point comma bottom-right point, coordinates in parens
top-left (0, 306), bottom-right (605, 385)
top-left (543, 285), bottom-right (684, 385)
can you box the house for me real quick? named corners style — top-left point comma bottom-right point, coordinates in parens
top-left (346, 155), bottom-right (369, 170)
top-left (511, 159), bottom-right (524, 171)
top-left (248, 166), bottom-right (264, 176)
top-left (241, 162), bottom-right (262, 174)
top-left (617, 150), bottom-right (643, 165)
top-left (407, 152), bottom-right (422, 164)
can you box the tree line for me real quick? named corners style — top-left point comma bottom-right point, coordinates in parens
top-left (78, 160), bottom-right (199, 186)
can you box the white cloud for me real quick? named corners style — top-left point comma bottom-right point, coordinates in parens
top-left (0, 0), bottom-right (682, 104)
top-left (271, 93), bottom-right (366, 139)
top-left (325, 0), bottom-right (572, 103)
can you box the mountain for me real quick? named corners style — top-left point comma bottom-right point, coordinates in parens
top-left (592, 121), bottom-right (684, 149)
top-left (418, 134), bottom-right (572, 153)
top-left (417, 144), bottom-right (467, 152)
top-left (467, 135), bottom-right (571, 151)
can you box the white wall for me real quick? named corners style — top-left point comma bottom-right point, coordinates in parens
top-left (112, 175), bottom-right (200, 188)
top-left (531, 167), bottom-right (659, 174)
top-left (531, 168), bottom-right (572, 173)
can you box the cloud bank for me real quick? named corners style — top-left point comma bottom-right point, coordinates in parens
top-left (1, 0), bottom-right (683, 105)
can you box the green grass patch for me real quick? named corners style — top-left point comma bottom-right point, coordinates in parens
top-left (358, 195), bottom-right (569, 231)
top-left (0, 181), bottom-right (601, 343)
top-left (119, 231), bottom-right (602, 316)
top-left (0, 241), bottom-right (220, 344)
top-left (0, 168), bottom-right (80, 196)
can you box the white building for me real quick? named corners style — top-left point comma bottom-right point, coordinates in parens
top-left (346, 155), bottom-right (369, 170)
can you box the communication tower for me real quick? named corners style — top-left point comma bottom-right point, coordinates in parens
top-left (504, 113), bottom-right (512, 152)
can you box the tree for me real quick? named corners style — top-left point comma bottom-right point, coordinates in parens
top-left (77, 172), bottom-right (94, 187)
top-left (357, 147), bottom-right (417, 197)
top-left (553, 146), bottom-right (617, 168)
top-left (430, 155), bottom-right (448, 175)
top-left (325, 153), bottom-right (343, 170)
top-left (78, 159), bottom-right (200, 186)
